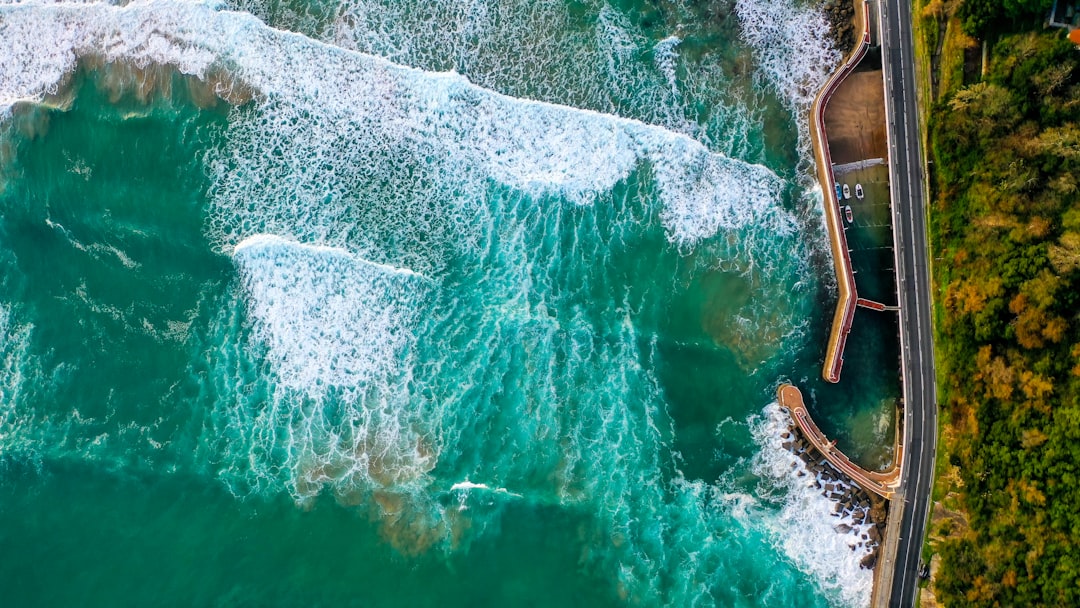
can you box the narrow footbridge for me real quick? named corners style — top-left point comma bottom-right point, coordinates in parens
top-left (857, 298), bottom-right (898, 312)
top-left (778, 384), bottom-right (901, 499)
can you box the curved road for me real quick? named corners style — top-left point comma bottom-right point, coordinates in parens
top-left (877, 0), bottom-right (938, 605)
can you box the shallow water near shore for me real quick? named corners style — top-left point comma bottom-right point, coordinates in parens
top-left (0, 1), bottom-right (897, 606)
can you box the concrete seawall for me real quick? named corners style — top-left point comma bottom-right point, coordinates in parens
top-left (810, 0), bottom-right (872, 383)
top-left (777, 385), bottom-right (901, 499)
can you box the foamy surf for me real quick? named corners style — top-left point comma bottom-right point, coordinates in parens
top-left (0, 0), bottom-right (793, 258)
top-left (0, 2), bottom-right (868, 605)
top-left (231, 234), bottom-right (429, 398)
top-left (735, 0), bottom-right (840, 171)
top-left (0, 303), bottom-right (31, 451)
top-left (225, 0), bottom-right (763, 154)
top-left (745, 401), bottom-right (874, 607)
top-left (0, 2), bottom-right (218, 112)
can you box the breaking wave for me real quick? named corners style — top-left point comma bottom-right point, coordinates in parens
top-left (744, 402), bottom-right (875, 607)
top-left (0, 1), bottom-right (789, 265)
top-left (0, 2), bottom-right (871, 605)
top-left (225, 0), bottom-right (765, 156)
top-left (232, 234), bottom-right (430, 399)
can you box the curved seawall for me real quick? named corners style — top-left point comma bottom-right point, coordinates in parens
top-left (810, 0), bottom-right (872, 383)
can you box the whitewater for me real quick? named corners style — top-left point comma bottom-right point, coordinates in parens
top-left (0, 0), bottom-right (877, 606)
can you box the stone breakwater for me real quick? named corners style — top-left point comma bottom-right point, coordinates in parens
top-left (781, 426), bottom-right (888, 570)
top-left (821, 0), bottom-right (857, 56)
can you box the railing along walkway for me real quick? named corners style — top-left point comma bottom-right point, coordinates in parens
top-left (778, 384), bottom-right (901, 499)
top-left (810, 0), bottom-right (873, 383)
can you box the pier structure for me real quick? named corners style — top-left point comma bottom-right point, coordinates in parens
top-left (788, 0), bottom-right (932, 603)
top-left (778, 384), bottom-right (901, 499)
top-left (810, 0), bottom-right (873, 383)
top-left (857, 297), bottom-right (897, 312)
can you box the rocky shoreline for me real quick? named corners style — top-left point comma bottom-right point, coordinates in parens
top-left (821, 0), bottom-right (857, 57)
top-left (781, 425), bottom-right (888, 571)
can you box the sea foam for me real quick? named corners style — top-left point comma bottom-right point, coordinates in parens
top-left (0, 4), bottom-right (861, 604)
top-left (0, 3), bottom-right (218, 112)
top-left (735, 0), bottom-right (840, 171)
top-left (231, 234), bottom-right (429, 399)
top-left (0, 303), bottom-right (30, 452)
top-left (0, 0), bottom-right (790, 262)
top-left (200, 237), bottom-right (438, 505)
top-left (735, 0), bottom-right (840, 111)
top-left (745, 401), bottom-right (875, 607)
top-left (227, 0), bottom-right (756, 152)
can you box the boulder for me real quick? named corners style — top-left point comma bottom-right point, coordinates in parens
top-left (868, 526), bottom-right (881, 543)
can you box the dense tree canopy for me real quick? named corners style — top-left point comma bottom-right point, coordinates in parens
top-left (930, 30), bottom-right (1080, 606)
top-left (956, 0), bottom-right (1054, 37)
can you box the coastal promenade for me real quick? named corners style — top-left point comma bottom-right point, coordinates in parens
top-left (778, 385), bottom-right (900, 499)
top-left (810, 0), bottom-right (872, 384)
top-left (876, 0), bottom-right (938, 602)
top-left (802, 0), bottom-right (931, 604)
top-left (799, 0), bottom-right (936, 602)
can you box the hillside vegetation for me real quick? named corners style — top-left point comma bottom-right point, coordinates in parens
top-left (926, 13), bottom-right (1080, 606)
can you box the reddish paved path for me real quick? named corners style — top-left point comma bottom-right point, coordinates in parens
top-left (857, 298), bottom-right (892, 311)
top-left (778, 384), bottom-right (901, 499)
top-left (810, 1), bottom-right (872, 383)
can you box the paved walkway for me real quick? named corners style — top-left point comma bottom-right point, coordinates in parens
top-left (777, 384), bottom-right (901, 499)
top-left (858, 297), bottom-right (898, 311)
top-left (810, 0), bottom-right (872, 383)
top-left (800, 4), bottom-right (913, 604)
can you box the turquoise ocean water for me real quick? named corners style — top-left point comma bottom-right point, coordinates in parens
top-left (0, 1), bottom-right (899, 606)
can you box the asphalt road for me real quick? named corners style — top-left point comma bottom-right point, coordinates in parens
top-left (877, 0), bottom-right (938, 605)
